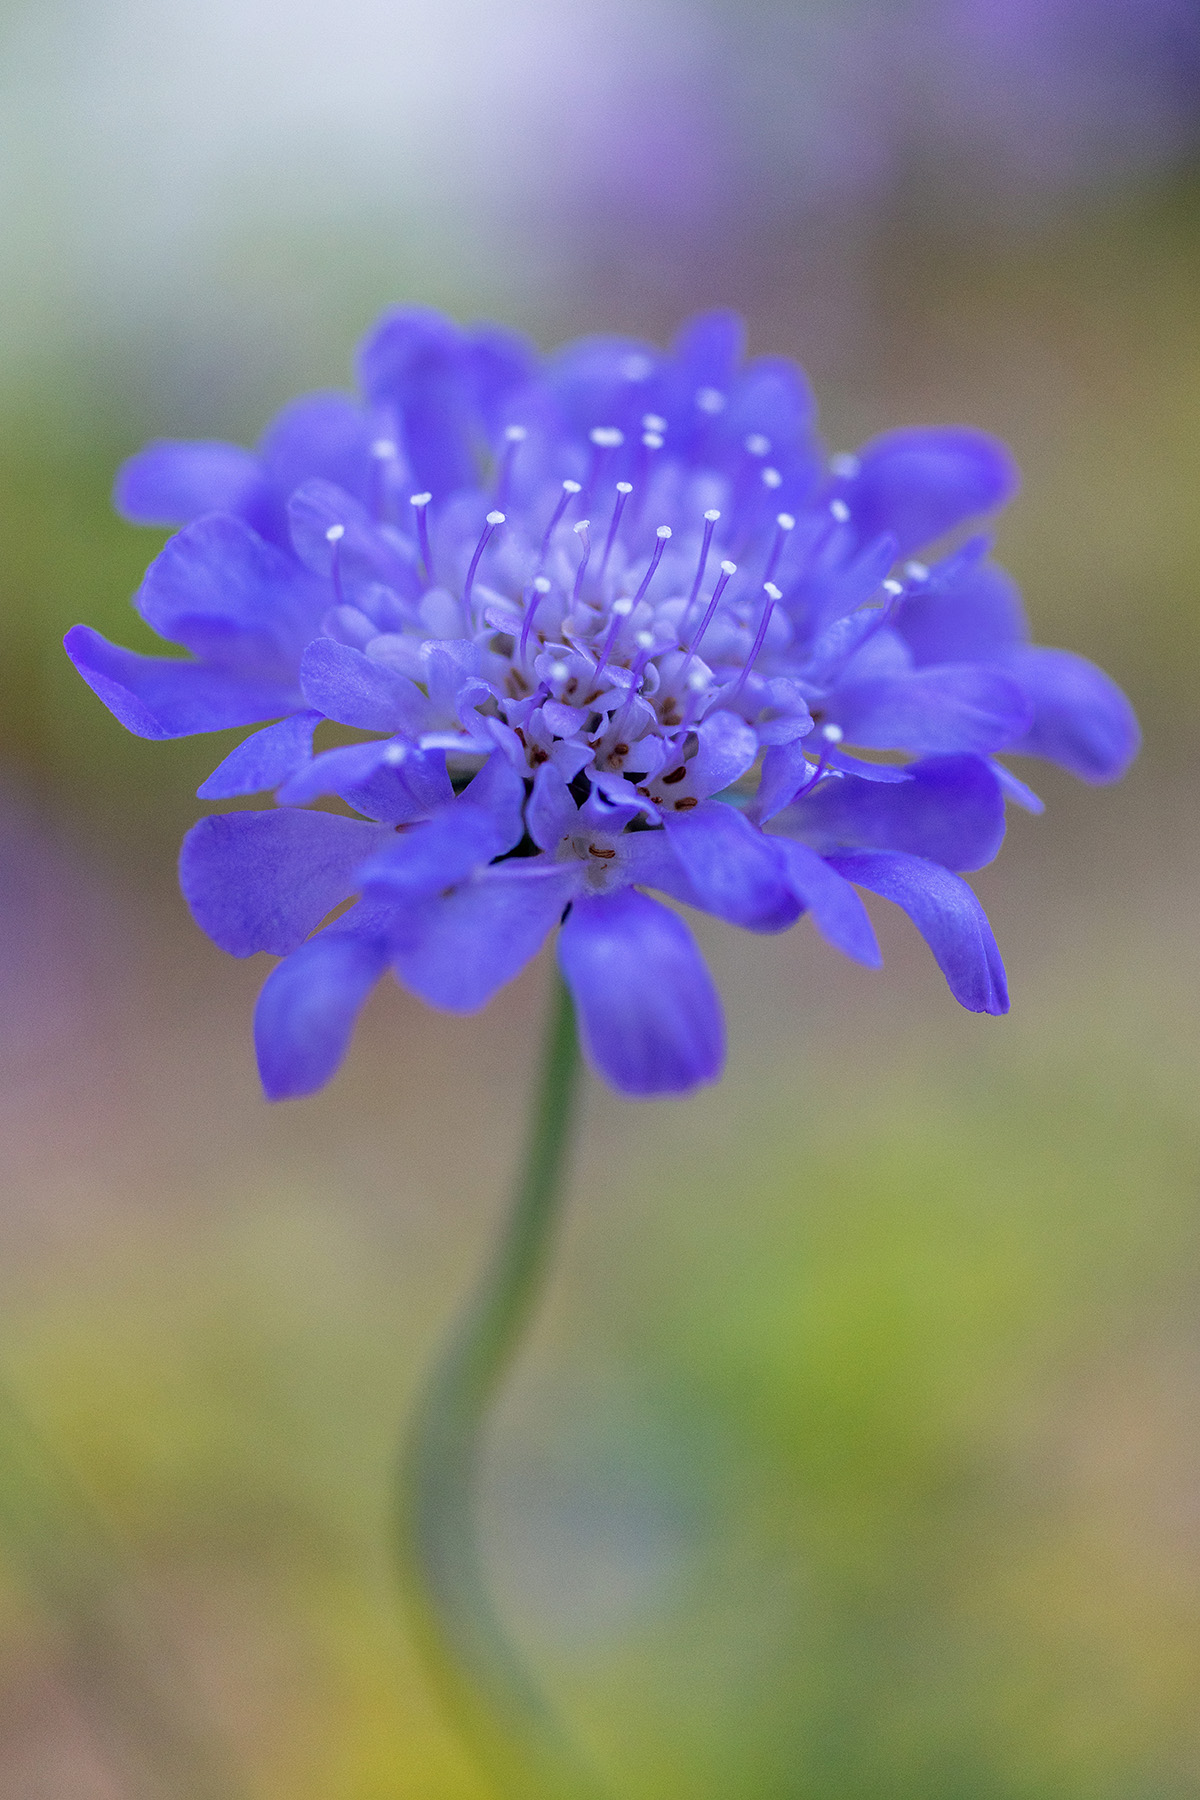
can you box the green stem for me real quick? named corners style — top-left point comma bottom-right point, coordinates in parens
top-left (0, 1378), bottom-right (248, 1800)
top-left (396, 971), bottom-right (604, 1800)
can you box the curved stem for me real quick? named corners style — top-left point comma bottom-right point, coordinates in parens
top-left (396, 972), bottom-right (604, 1800)
top-left (395, 979), bottom-right (600, 1792)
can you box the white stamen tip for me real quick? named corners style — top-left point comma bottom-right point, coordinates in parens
top-left (503, 424), bottom-right (527, 443)
top-left (635, 629), bottom-right (655, 649)
top-left (822, 723), bottom-right (845, 743)
top-left (562, 479), bottom-right (582, 494)
top-left (882, 578), bottom-right (904, 596)
top-left (719, 559), bottom-right (737, 575)
top-left (905, 560), bottom-right (930, 581)
top-left (549, 660), bottom-right (570, 681)
top-left (410, 491), bottom-right (432, 507)
top-left (590, 426), bottom-right (625, 448)
top-left (761, 467), bottom-right (783, 489)
top-left (763, 581), bottom-right (783, 601)
top-left (383, 743), bottom-right (408, 765)
top-left (371, 438), bottom-right (398, 459)
top-left (574, 518), bottom-right (590, 535)
top-left (776, 512), bottom-right (796, 531)
top-left (696, 387), bottom-right (726, 414)
top-left (486, 510), bottom-right (506, 526)
top-left (533, 576), bottom-right (552, 593)
top-left (613, 598), bottom-right (634, 616)
top-left (703, 508), bottom-right (721, 522)
top-left (830, 499), bottom-right (851, 523)
top-left (615, 481), bottom-right (633, 495)
top-left (745, 433), bottom-right (771, 456)
top-left (642, 433), bottom-right (664, 449)
top-left (642, 412), bottom-right (667, 432)
top-left (656, 524), bottom-right (672, 539)
top-left (830, 452), bottom-right (861, 478)
top-left (688, 669), bottom-right (709, 691)
top-left (325, 523), bottom-right (345, 542)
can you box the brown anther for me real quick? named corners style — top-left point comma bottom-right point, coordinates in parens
top-left (530, 747), bottom-right (549, 766)
top-left (588, 844), bottom-right (617, 859)
top-left (661, 765), bottom-right (688, 785)
top-left (673, 795), bottom-right (699, 810)
top-left (613, 742), bottom-right (629, 757)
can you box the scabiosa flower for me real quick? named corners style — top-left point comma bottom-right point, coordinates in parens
top-left (66, 307), bottom-right (1138, 1099)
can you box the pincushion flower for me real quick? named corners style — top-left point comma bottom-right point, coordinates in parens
top-left (66, 307), bottom-right (1138, 1099)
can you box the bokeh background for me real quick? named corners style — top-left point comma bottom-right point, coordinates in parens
top-left (0, 1), bottom-right (1198, 1795)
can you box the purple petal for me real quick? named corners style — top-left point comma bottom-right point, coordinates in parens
top-left (257, 391), bottom-right (375, 514)
top-left (361, 803), bottom-right (513, 904)
top-left (64, 626), bottom-right (298, 739)
top-left (198, 711), bottom-right (319, 798)
top-left (898, 562), bottom-right (1028, 665)
top-left (276, 738), bottom-right (403, 807)
top-left (300, 638), bottom-right (428, 733)
top-left (558, 888), bottom-right (725, 1097)
top-left (829, 664), bottom-right (1033, 755)
top-left (664, 802), bottom-right (801, 932)
top-left (179, 809), bottom-right (389, 956)
top-left (1006, 646), bottom-right (1140, 783)
top-left (393, 862), bottom-right (579, 1012)
top-left (771, 838), bottom-right (882, 966)
top-left (672, 310), bottom-right (745, 389)
top-left (356, 308), bottom-right (479, 496)
top-left (135, 514), bottom-right (322, 664)
top-left (826, 850), bottom-right (1008, 1014)
top-left (114, 440), bottom-right (264, 527)
top-left (340, 746), bottom-right (453, 824)
top-left (527, 763), bottom-right (580, 851)
top-left (459, 750), bottom-right (528, 851)
top-left (756, 739), bottom-right (816, 824)
top-left (839, 427), bottom-right (1019, 557)
top-left (991, 762), bottom-right (1044, 814)
top-left (784, 754), bottom-right (1007, 871)
top-left (254, 919), bottom-right (390, 1100)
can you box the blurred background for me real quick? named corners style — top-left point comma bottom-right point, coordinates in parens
top-left (0, 0), bottom-right (1198, 1794)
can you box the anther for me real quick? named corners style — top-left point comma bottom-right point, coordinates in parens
top-left (571, 519), bottom-right (592, 602)
top-left (905, 560), bottom-right (930, 581)
top-left (763, 511), bottom-right (795, 586)
top-left (464, 510), bottom-right (505, 613)
top-left (682, 508), bottom-right (721, 630)
top-left (695, 387), bottom-right (725, 414)
top-left (643, 413), bottom-right (667, 433)
top-left (744, 433), bottom-right (771, 457)
top-left (634, 629), bottom-right (655, 649)
top-left (686, 559), bottom-right (737, 661)
top-left (589, 426), bottom-right (625, 449)
top-left (829, 453), bottom-right (860, 478)
top-left (641, 432), bottom-right (664, 450)
top-left (519, 575), bottom-right (553, 666)
top-left (600, 482), bottom-right (634, 574)
top-left (882, 578), bottom-right (904, 596)
top-left (631, 525), bottom-right (672, 606)
top-left (822, 723), bottom-right (844, 743)
top-left (549, 660), bottom-right (570, 684)
top-left (721, 582), bottom-right (778, 706)
top-left (324, 523), bottom-right (345, 543)
top-left (410, 492), bottom-right (434, 581)
top-left (325, 523), bottom-right (346, 603)
top-left (539, 478), bottom-right (581, 562)
top-left (371, 439), bottom-right (398, 460)
top-left (830, 498), bottom-right (851, 523)
top-left (761, 467), bottom-right (783, 490)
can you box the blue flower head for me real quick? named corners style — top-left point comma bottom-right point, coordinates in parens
top-left (67, 308), bottom-right (1139, 1098)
